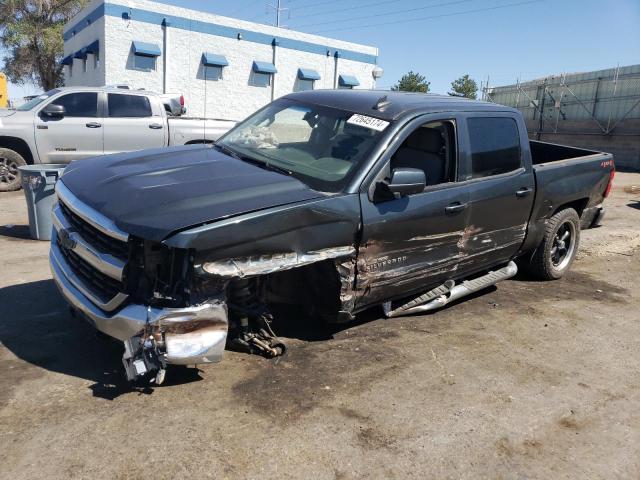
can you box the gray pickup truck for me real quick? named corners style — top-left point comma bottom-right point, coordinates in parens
top-left (0, 87), bottom-right (236, 191)
top-left (49, 90), bottom-right (614, 383)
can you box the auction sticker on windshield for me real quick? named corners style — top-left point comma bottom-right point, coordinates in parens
top-left (346, 114), bottom-right (390, 132)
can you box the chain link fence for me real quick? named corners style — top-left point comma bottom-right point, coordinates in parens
top-left (482, 65), bottom-right (640, 169)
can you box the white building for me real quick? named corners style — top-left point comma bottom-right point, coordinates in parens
top-left (62, 0), bottom-right (381, 119)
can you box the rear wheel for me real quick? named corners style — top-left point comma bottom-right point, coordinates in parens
top-left (527, 208), bottom-right (580, 280)
top-left (0, 148), bottom-right (27, 192)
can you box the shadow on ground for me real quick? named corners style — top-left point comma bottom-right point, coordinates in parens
top-left (0, 224), bottom-right (31, 240)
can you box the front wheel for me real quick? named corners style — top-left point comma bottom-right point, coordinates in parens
top-left (527, 208), bottom-right (580, 280)
top-left (0, 148), bottom-right (27, 192)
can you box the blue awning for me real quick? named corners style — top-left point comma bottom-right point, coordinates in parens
top-left (74, 49), bottom-right (87, 60)
top-left (61, 55), bottom-right (73, 66)
top-left (252, 61), bottom-right (277, 74)
top-left (339, 74), bottom-right (360, 87)
top-left (202, 53), bottom-right (229, 67)
top-left (85, 40), bottom-right (99, 54)
top-left (298, 68), bottom-right (321, 81)
top-left (132, 41), bottom-right (161, 57)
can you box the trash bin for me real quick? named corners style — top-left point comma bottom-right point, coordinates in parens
top-left (19, 164), bottom-right (67, 241)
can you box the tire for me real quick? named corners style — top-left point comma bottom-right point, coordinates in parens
top-left (527, 208), bottom-right (580, 280)
top-left (0, 148), bottom-right (27, 192)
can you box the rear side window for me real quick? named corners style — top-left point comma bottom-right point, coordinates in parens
top-left (50, 92), bottom-right (98, 117)
top-left (468, 117), bottom-right (521, 178)
top-left (108, 94), bottom-right (152, 117)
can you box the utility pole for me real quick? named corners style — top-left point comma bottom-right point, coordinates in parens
top-left (267, 0), bottom-right (288, 27)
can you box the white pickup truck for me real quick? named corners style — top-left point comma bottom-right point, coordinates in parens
top-left (0, 86), bottom-right (236, 191)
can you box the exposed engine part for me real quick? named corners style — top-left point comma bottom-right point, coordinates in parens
top-left (383, 261), bottom-right (518, 317)
top-left (227, 278), bottom-right (286, 358)
top-left (122, 333), bottom-right (168, 384)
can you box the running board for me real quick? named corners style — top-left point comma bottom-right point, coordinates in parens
top-left (383, 261), bottom-right (518, 318)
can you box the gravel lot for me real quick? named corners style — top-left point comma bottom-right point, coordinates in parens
top-left (1, 172), bottom-right (639, 480)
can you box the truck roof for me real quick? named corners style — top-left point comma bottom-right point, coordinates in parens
top-left (52, 86), bottom-right (159, 95)
top-left (283, 89), bottom-right (519, 121)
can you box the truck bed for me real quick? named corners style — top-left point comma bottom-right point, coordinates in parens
top-left (530, 139), bottom-right (602, 165)
top-left (520, 140), bottom-right (614, 253)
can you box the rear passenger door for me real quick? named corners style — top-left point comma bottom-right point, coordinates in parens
top-left (458, 114), bottom-right (535, 269)
top-left (102, 93), bottom-right (166, 155)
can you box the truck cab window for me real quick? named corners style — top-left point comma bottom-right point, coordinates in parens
top-left (49, 92), bottom-right (98, 117)
top-left (108, 94), bottom-right (152, 117)
top-left (468, 117), bottom-right (521, 178)
top-left (391, 121), bottom-right (456, 187)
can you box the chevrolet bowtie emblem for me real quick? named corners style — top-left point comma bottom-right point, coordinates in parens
top-left (58, 228), bottom-right (77, 251)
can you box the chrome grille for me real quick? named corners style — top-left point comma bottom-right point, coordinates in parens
top-left (58, 201), bottom-right (129, 258)
top-left (53, 182), bottom-right (131, 312)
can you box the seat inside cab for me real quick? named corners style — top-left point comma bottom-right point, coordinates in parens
top-left (391, 121), bottom-right (457, 187)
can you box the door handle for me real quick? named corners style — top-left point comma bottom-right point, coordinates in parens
top-left (516, 187), bottom-right (532, 198)
top-left (445, 202), bottom-right (467, 214)
top-left (149, 123), bottom-right (163, 129)
top-left (86, 122), bottom-right (102, 128)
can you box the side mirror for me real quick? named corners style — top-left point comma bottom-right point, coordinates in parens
top-left (386, 168), bottom-right (426, 197)
top-left (42, 104), bottom-right (66, 118)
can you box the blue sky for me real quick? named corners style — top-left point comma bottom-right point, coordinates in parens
top-left (6, 0), bottom-right (640, 99)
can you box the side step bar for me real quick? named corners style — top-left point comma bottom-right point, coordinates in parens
top-left (383, 261), bottom-right (518, 318)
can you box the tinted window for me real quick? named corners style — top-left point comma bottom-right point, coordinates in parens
top-left (133, 55), bottom-right (156, 71)
top-left (50, 92), bottom-right (98, 117)
top-left (468, 117), bottom-right (521, 178)
top-left (108, 94), bottom-right (152, 117)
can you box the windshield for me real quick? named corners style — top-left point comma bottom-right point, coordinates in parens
top-left (217, 99), bottom-right (389, 192)
top-left (15, 89), bottom-right (60, 111)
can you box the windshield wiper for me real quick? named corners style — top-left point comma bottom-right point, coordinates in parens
top-left (215, 144), bottom-right (292, 176)
top-left (214, 143), bottom-right (242, 160)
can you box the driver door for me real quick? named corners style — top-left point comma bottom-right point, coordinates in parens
top-left (355, 116), bottom-right (471, 308)
top-left (34, 91), bottom-right (103, 163)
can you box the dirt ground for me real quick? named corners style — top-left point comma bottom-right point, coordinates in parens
top-left (0, 172), bottom-right (639, 480)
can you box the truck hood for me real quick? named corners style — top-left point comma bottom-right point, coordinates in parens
top-left (60, 145), bottom-right (325, 242)
top-left (0, 109), bottom-right (17, 118)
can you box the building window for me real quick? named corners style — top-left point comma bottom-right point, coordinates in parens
top-left (296, 68), bottom-right (320, 92)
top-left (131, 41), bottom-right (161, 72)
top-left (205, 65), bottom-right (223, 81)
top-left (201, 53), bottom-right (228, 81)
top-left (252, 72), bottom-right (272, 87)
top-left (82, 58), bottom-right (87, 73)
top-left (68, 63), bottom-right (73, 78)
top-left (295, 78), bottom-right (314, 92)
top-left (251, 61), bottom-right (277, 88)
top-left (93, 53), bottom-right (99, 69)
top-left (133, 54), bottom-right (156, 71)
top-left (338, 74), bottom-right (360, 90)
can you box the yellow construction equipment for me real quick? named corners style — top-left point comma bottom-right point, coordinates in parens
top-left (0, 73), bottom-right (7, 108)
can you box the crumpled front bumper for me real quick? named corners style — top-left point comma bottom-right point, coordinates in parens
top-left (49, 240), bottom-right (228, 365)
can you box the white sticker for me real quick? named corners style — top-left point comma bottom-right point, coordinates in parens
top-left (346, 114), bottom-right (390, 132)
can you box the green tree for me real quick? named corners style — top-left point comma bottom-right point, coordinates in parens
top-left (0, 0), bottom-right (87, 90)
top-left (391, 71), bottom-right (430, 93)
top-left (449, 74), bottom-right (478, 99)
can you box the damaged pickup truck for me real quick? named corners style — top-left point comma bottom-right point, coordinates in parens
top-left (49, 90), bottom-right (615, 383)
